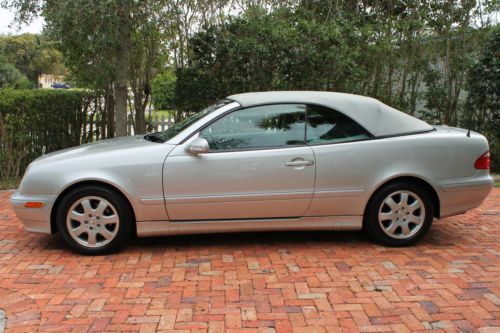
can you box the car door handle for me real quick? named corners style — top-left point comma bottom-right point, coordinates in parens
top-left (285, 160), bottom-right (314, 167)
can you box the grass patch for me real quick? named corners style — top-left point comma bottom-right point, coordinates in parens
top-left (0, 178), bottom-right (20, 190)
top-left (491, 173), bottom-right (500, 188)
top-left (146, 110), bottom-right (173, 120)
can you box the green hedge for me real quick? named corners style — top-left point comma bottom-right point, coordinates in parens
top-left (0, 89), bottom-right (107, 181)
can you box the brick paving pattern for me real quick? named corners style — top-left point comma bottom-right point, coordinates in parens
top-left (0, 189), bottom-right (499, 332)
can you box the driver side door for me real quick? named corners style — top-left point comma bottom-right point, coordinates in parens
top-left (162, 104), bottom-right (316, 221)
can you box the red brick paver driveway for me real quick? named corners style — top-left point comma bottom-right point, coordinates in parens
top-left (0, 190), bottom-right (499, 333)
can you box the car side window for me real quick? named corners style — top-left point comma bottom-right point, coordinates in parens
top-left (306, 105), bottom-right (371, 144)
top-left (200, 104), bottom-right (306, 151)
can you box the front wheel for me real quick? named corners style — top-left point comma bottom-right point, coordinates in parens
top-left (56, 185), bottom-right (133, 255)
top-left (365, 181), bottom-right (434, 246)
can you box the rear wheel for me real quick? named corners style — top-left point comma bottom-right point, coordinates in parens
top-left (56, 185), bottom-right (132, 255)
top-left (365, 181), bottom-right (434, 246)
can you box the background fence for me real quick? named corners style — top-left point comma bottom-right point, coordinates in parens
top-left (127, 113), bottom-right (175, 135)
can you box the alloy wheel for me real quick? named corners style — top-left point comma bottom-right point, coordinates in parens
top-left (66, 196), bottom-right (120, 248)
top-left (377, 190), bottom-right (425, 239)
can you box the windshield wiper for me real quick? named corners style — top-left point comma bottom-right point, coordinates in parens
top-left (144, 132), bottom-right (165, 143)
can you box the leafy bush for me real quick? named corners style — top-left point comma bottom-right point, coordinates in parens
top-left (0, 34), bottom-right (65, 83)
top-left (0, 89), bottom-right (107, 181)
top-left (0, 57), bottom-right (32, 89)
top-left (464, 27), bottom-right (499, 172)
top-left (152, 70), bottom-right (176, 110)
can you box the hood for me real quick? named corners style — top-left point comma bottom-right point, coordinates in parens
top-left (34, 135), bottom-right (158, 163)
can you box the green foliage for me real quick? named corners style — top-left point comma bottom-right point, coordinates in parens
top-left (173, 1), bottom-right (494, 118)
top-left (0, 33), bottom-right (65, 83)
top-left (464, 27), bottom-right (500, 171)
top-left (176, 7), bottom-right (368, 112)
top-left (0, 89), bottom-right (107, 181)
top-left (173, 2), bottom-right (488, 116)
top-left (0, 56), bottom-right (31, 89)
top-left (40, 1), bottom-right (118, 89)
top-left (0, 177), bottom-right (19, 190)
top-left (39, 0), bottom-right (174, 135)
top-left (152, 70), bottom-right (176, 110)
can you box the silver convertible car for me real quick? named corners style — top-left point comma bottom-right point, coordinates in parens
top-left (11, 92), bottom-right (493, 254)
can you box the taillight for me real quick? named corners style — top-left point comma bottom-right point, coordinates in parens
top-left (474, 151), bottom-right (490, 170)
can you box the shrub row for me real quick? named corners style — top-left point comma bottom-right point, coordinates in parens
top-left (0, 89), bottom-right (108, 181)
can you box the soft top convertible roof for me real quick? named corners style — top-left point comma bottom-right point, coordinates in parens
top-left (228, 91), bottom-right (433, 137)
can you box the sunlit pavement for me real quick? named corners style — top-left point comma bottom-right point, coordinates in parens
top-left (0, 189), bottom-right (498, 332)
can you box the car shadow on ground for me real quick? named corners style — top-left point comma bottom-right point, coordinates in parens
top-left (130, 230), bottom-right (372, 250)
top-left (39, 230), bottom-right (374, 254)
top-left (130, 227), bottom-right (456, 251)
top-left (39, 221), bottom-right (457, 255)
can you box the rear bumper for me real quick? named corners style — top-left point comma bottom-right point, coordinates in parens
top-left (10, 191), bottom-right (55, 234)
top-left (437, 177), bottom-right (493, 218)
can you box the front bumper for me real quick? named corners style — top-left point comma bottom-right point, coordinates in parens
top-left (10, 191), bottom-right (56, 234)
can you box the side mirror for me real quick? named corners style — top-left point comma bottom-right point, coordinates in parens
top-left (187, 137), bottom-right (209, 154)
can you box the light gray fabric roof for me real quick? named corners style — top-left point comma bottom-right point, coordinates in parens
top-left (227, 91), bottom-right (433, 137)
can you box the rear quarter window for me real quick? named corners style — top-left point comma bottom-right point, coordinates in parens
top-left (306, 105), bottom-right (371, 144)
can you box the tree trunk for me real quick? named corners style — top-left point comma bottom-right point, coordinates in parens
top-left (444, 32), bottom-right (452, 125)
top-left (113, 1), bottom-right (131, 137)
top-left (134, 90), bottom-right (147, 134)
top-left (106, 87), bottom-right (115, 138)
top-left (372, 59), bottom-right (381, 97)
top-left (409, 70), bottom-right (420, 116)
top-left (113, 44), bottom-right (130, 137)
top-left (114, 75), bottom-right (129, 136)
top-left (399, 39), bottom-right (410, 104)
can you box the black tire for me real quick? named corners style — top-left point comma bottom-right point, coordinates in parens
top-left (364, 181), bottom-right (434, 246)
top-left (56, 185), bottom-right (133, 255)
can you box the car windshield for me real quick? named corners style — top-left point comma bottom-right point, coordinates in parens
top-left (144, 100), bottom-right (232, 143)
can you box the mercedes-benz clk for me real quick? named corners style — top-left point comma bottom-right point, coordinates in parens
top-left (11, 91), bottom-right (493, 254)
